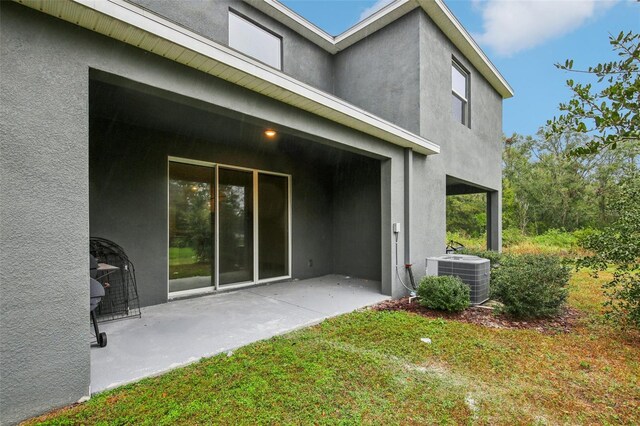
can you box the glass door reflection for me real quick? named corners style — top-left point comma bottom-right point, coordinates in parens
top-left (218, 168), bottom-right (254, 285)
top-left (168, 162), bottom-right (214, 293)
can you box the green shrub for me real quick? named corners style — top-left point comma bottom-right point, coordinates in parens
top-left (532, 229), bottom-right (577, 248)
top-left (572, 228), bottom-right (597, 246)
top-left (491, 254), bottom-right (570, 318)
top-left (417, 276), bottom-right (470, 312)
top-left (502, 227), bottom-right (526, 246)
top-left (577, 175), bottom-right (640, 328)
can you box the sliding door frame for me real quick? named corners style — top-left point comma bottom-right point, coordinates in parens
top-left (168, 156), bottom-right (292, 299)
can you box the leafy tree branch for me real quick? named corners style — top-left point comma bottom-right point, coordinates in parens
top-left (546, 31), bottom-right (639, 156)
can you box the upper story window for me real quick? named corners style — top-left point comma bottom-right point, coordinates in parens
top-left (451, 60), bottom-right (469, 126)
top-left (228, 10), bottom-right (282, 70)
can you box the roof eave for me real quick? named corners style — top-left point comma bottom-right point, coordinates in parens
top-left (418, 0), bottom-right (513, 99)
top-left (14, 0), bottom-right (440, 156)
top-left (245, 0), bottom-right (514, 99)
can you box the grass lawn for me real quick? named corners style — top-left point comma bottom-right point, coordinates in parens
top-left (169, 247), bottom-right (198, 266)
top-left (169, 247), bottom-right (211, 279)
top-left (446, 229), bottom-right (591, 258)
top-left (26, 272), bottom-right (639, 425)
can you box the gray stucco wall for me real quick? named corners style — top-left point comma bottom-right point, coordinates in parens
top-left (332, 7), bottom-right (504, 278)
top-left (417, 10), bottom-right (503, 251)
top-left (409, 154), bottom-right (446, 281)
top-left (334, 11), bottom-right (422, 135)
top-left (0, 4), bottom-right (91, 424)
top-left (331, 7), bottom-right (503, 279)
top-left (129, 0), bottom-right (335, 92)
top-left (418, 11), bottom-right (503, 193)
top-left (332, 155), bottom-right (381, 281)
top-left (333, 7), bottom-right (502, 193)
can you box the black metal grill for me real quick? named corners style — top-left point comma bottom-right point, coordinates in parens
top-left (89, 237), bottom-right (141, 322)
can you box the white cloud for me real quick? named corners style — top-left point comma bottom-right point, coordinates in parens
top-left (474, 0), bottom-right (618, 56)
top-left (359, 0), bottom-right (396, 21)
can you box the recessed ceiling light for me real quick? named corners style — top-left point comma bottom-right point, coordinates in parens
top-left (264, 129), bottom-right (277, 138)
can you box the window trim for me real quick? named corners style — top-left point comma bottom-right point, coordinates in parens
top-left (228, 8), bottom-right (283, 70)
top-left (452, 58), bottom-right (470, 128)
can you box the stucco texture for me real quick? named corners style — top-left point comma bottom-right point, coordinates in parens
top-left (0, 3), bottom-right (91, 424)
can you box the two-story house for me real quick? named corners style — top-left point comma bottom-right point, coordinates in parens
top-left (0, 0), bottom-right (512, 422)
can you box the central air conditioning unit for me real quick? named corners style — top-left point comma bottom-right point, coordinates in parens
top-left (425, 254), bottom-right (490, 305)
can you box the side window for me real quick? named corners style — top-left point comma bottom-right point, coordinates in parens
top-left (228, 10), bottom-right (282, 70)
top-left (451, 60), bottom-right (470, 127)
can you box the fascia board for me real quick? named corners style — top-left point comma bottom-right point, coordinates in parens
top-left (14, 0), bottom-right (440, 155)
top-left (244, 0), bottom-right (337, 53)
top-left (333, 0), bottom-right (416, 49)
top-left (418, 0), bottom-right (513, 98)
top-left (243, 0), bottom-right (417, 53)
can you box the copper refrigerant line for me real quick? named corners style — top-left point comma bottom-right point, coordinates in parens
top-left (393, 223), bottom-right (417, 295)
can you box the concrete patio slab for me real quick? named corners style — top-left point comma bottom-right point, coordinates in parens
top-left (90, 275), bottom-right (387, 393)
top-left (248, 275), bottom-right (387, 315)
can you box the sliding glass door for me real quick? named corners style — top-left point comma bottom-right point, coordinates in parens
top-left (168, 158), bottom-right (290, 295)
top-left (218, 168), bottom-right (254, 285)
top-left (168, 162), bottom-right (214, 293)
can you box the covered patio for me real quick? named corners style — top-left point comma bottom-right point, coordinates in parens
top-left (446, 175), bottom-right (501, 251)
top-left (89, 72), bottom-right (384, 307)
top-left (91, 275), bottom-right (387, 393)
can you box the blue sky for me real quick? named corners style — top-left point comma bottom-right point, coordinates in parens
top-left (280, 0), bottom-right (639, 137)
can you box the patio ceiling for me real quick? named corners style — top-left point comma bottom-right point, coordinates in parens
top-left (446, 175), bottom-right (494, 195)
top-left (90, 78), bottom-right (384, 166)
